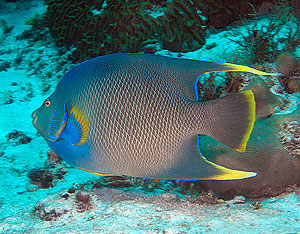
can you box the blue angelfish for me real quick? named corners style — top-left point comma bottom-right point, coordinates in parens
top-left (32, 53), bottom-right (276, 180)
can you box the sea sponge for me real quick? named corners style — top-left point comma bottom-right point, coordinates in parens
top-left (277, 52), bottom-right (297, 76)
top-left (45, 0), bottom-right (206, 61)
top-left (276, 52), bottom-right (300, 93)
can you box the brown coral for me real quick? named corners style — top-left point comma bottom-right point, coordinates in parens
top-left (45, 0), bottom-right (206, 61)
top-left (75, 192), bottom-right (94, 212)
top-left (160, 0), bottom-right (205, 52)
top-left (276, 52), bottom-right (300, 94)
top-left (199, 0), bottom-right (275, 28)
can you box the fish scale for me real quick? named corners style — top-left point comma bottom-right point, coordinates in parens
top-left (32, 53), bottom-right (277, 180)
top-left (87, 58), bottom-right (192, 176)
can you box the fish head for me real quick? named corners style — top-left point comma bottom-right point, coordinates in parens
top-left (32, 95), bottom-right (68, 142)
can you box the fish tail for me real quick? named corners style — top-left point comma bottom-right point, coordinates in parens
top-left (202, 90), bottom-right (256, 152)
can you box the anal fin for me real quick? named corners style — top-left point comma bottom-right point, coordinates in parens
top-left (78, 167), bottom-right (114, 176)
top-left (156, 136), bottom-right (256, 180)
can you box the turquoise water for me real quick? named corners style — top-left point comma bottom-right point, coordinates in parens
top-left (1, 1), bottom-right (300, 233)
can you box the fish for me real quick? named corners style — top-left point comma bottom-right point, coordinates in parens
top-left (198, 109), bottom-right (300, 198)
top-left (32, 53), bottom-right (276, 180)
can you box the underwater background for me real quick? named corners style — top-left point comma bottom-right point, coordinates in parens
top-left (1, 0), bottom-right (300, 233)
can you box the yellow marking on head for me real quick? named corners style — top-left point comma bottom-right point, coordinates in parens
top-left (222, 63), bottom-right (278, 76)
top-left (70, 105), bottom-right (89, 146)
top-left (235, 90), bottom-right (256, 152)
top-left (78, 167), bottom-right (113, 176)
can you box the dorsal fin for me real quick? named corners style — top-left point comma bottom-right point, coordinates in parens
top-left (162, 55), bottom-right (278, 101)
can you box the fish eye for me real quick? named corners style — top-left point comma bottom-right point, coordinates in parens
top-left (44, 100), bottom-right (51, 107)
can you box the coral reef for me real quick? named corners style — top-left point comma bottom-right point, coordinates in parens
top-left (45, 0), bottom-right (206, 61)
top-left (199, 0), bottom-right (275, 28)
top-left (288, 0), bottom-right (300, 19)
top-left (196, 73), bottom-right (224, 101)
top-left (27, 150), bottom-right (67, 189)
top-left (160, 0), bottom-right (205, 52)
top-left (230, 2), bottom-right (300, 65)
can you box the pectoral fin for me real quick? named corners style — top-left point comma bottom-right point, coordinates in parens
top-left (65, 105), bottom-right (89, 146)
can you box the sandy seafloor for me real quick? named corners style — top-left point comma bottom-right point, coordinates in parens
top-left (0, 1), bottom-right (300, 233)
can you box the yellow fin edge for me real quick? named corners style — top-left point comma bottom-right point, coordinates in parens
top-left (196, 137), bottom-right (257, 180)
top-left (235, 90), bottom-right (256, 153)
top-left (78, 167), bottom-right (113, 176)
top-left (200, 150), bottom-right (257, 180)
top-left (206, 162), bottom-right (257, 180)
top-left (222, 63), bottom-right (278, 76)
top-left (70, 105), bottom-right (89, 146)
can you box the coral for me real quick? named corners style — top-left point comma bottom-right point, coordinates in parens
top-left (280, 121), bottom-right (300, 158)
top-left (190, 191), bottom-right (219, 205)
top-left (195, 71), bottom-right (246, 102)
top-left (230, 2), bottom-right (300, 64)
top-left (28, 168), bottom-right (57, 189)
top-left (6, 130), bottom-right (32, 145)
top-left (288, 0), bottom-right (300, 19)
top-left (33, 203), bottom-right (67, 221)
top-left (276, 52), bottom-right (300, 93)
top-left (199, 0), bottom-right (275, 28)
top-left (2, 90), bottom-right (14, 104)
top-left (75, 192), bottom-right (94, 212)
top-left (47, 150), bottom-right (62, 165)
top-left (160, 0), bottom-right (206, 52)
top-left (224, 72), bottom-right (245, 94)
top-left (196, 73), bottom-right (224, 101)
top-left (45, 0), bottom-right (206, 61)
top-left (28, 151), bottom-right (67, 189)
top-left (231, 21), bottom-right (281, 64)
top-left (17, 13), bottom-right (48, 43)
top-left (25, 13), bottom-right (46, 29)
top-left (0, 19), bottom-right (14, 41)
